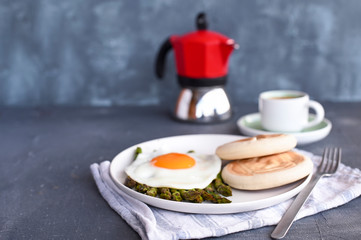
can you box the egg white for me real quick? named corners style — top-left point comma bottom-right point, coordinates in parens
top-left (125, 148), bottom-right (221, 189)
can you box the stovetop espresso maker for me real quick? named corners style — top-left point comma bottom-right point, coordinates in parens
top-left (155, 12), bottom-right (238, 123)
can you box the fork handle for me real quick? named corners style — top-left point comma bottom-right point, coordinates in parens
top-left (271, 174), bottom-right (322, 239)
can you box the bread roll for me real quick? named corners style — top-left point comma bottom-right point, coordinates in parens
top-left (221, 151), bottom-right (313, 190)
top-left (216, 134), bottom-right (297, 160)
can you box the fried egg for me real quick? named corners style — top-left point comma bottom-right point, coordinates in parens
top-left (125, 148), bottom-right (221, 189)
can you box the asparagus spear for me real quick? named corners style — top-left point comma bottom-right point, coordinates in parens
top-left (191, 194), bottom-right (203, 203)
top-left (134, 147), bottom-right (142, 160)
top-left (200, 189), bottom-right (217, 202)
top-left (179, 189), bottom-right (188, 200)
top-left (180, 189), bottom-right (203, 202)
top-left (214, 173), bottom-right (232, 197)
top-left (201, 187), bottom-right (232, 204)
top-left (170, 189), bottom-right (183, 201)
top-left (214, 194), bottom-right (232, 204)
top-left (146, 187), bottom-right (158, 197)
top-left (135, 183), bottom-right (149, 193)
top-left (124, 176), bottom-right (137, 189)
top-left (204, 182), bottom-right (215, 193)
top-left (159, 187), bottom-right (172, 200)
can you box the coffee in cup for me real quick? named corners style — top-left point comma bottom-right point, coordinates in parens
top-left (259, 90), bottom-right (325, 132)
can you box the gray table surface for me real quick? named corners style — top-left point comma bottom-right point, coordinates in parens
top-left (1, 102), bottom-right (361, 239)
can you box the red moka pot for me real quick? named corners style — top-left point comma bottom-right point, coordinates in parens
top-left (155, 13), bottom-right (238, 122)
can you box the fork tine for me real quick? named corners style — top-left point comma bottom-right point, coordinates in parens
top-left (325, 148), bottom-right (334, 173)
top-left (330, 148), bottom-right (341, 173)
top-left (332, 148), bottom-right (338, 172)
top-left (328, 148), bottom-right (337, 173)
top-left (319, 148), bottom-right (329, 172)
top-left (334, 147), bottom-right (341, 172)
top-left (325, 147), bottom-right (341, 174)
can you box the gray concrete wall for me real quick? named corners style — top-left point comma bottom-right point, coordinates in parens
top-left (1, 0), bottom-right (361, 106)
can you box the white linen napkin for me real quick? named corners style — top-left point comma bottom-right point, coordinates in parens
top-left (90, 150), bottom-right (361, 240)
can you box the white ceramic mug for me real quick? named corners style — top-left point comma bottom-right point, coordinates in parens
top-left (259, 90), bottom-right (325, 132)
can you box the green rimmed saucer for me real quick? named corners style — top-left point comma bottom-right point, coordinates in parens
top-left (237, 113), bottom-right (332, 145)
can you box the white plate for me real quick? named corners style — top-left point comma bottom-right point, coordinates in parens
top-left (109, 134), bottom-right (312, 214)
top-left (237, 113), bottom-right (332, 145)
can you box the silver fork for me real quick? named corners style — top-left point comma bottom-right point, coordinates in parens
top-left (271, 147), bottom-right (342, 239)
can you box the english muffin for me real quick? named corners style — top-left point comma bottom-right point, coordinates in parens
top-left (221, 151), bottom-right (313, 190)
top-left (216, 134), bottom-right (297, 160)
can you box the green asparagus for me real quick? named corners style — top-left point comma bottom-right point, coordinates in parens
top-left (179, 189), bottom-right (203, 201)
top-left (146, 187), bottom-right (158, 197)
top-left (201, 186), bottom-right (232, 204)
top-left (214, 173), bottom-right (232, 197)
top-left (134, 147), bottom-right (142, 160)
top-left (159, 187), bottom-right (172, 200)
top-left (128, 178), bottom-right (232, 203)
top-left (135, 183), bottom-right (149, 193)
top-left (191, 194), bottom-right (203, 203)
top-left (124, 176), bottom-right (137, 189)
top-left (170, 189), bottom-right (183, 201)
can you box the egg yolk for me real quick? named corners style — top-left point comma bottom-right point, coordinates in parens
top-left (151, 153), bottom-right (196, 169)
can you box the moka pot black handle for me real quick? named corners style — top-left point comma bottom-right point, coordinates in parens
top-left (155, 37), bottom-right (172, 79)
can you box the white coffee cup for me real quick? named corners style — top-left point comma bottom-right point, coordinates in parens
top-left (259, 90), bottom-right (325, 132)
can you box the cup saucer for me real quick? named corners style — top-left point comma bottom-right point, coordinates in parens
top-left (236, 113), bottom-right (332, 145)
